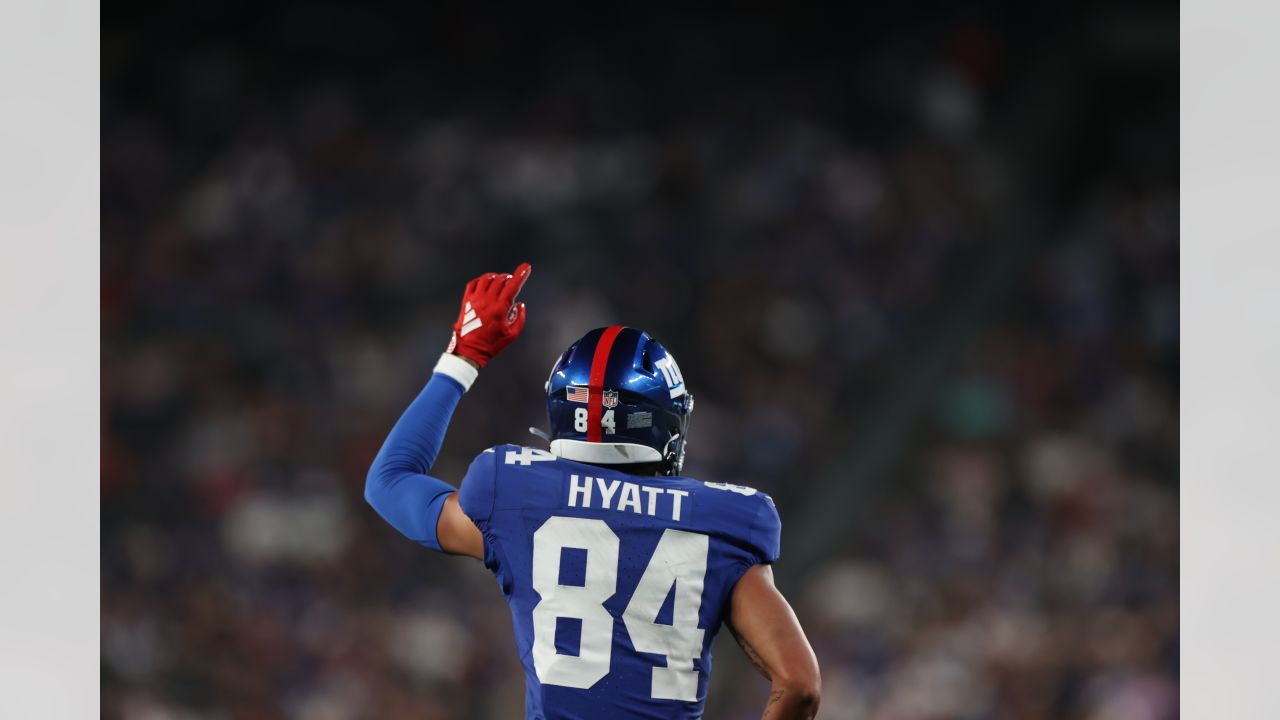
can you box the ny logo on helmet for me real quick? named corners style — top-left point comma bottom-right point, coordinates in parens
top-left (602, 390), bottom-right (619, 409)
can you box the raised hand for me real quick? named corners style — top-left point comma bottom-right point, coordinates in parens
top-left (446, 262), bottom-right (532, 368)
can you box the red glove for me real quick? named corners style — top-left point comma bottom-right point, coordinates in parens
top-left (446, 262), bottom-right (531, 368)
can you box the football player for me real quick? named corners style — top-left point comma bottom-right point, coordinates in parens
top-left (366, 263), bottom-right (820, 719)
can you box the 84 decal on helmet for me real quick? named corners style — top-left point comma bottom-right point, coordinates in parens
top-left (543, 326), bottom-right (694, 474)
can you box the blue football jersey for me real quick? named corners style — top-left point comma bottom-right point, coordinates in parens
top-left (458, 445), bottom-right (781, 720)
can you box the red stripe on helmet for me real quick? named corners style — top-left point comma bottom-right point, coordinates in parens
top-left (587, 326), bottom-right (626, 442)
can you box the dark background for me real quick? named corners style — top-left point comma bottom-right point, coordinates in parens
top-left (102, 4), bottom-right (1178, 718)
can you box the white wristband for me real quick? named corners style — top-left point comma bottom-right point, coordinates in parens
top-left (433, 352), bottom-right (479, 391)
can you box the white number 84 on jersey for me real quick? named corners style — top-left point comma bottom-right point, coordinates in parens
top-left (531, 516), bottom-right (708, 701)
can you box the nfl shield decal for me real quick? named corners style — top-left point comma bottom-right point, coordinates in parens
top-left (602, 390), bottom-right (619, 408)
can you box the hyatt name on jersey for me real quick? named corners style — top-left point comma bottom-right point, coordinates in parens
top-left (459, 445), bottom-right (782, 719)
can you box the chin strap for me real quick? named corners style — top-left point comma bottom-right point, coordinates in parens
top-left (661, 432), bottom-right (685, 476)
top-left (528, 426), bottom-right (551, 443)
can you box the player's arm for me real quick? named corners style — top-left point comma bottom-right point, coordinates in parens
top-left (726, 564), bottom-right (821, 720)
top-left (364, 263), bottom-right (530, 561)
top-left (435, 492), bottom-right (483, 557)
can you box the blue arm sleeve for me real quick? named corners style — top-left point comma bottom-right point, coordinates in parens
top-left (364, 372), bottom-right (467, 552)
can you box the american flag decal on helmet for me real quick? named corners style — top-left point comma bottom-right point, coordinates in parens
top-left (566, 386), bottom-right (589, 403)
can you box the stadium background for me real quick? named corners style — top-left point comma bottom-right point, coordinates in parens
top-left (101, 4), bottom-right (1178, 719)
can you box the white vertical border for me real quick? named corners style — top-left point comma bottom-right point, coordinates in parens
top-left (0, 0), bottom-right (1273, 715)
top-left (0, 0), bottom-right (100, 716)
top-left (1182, 0), bottom-right (1280, 716)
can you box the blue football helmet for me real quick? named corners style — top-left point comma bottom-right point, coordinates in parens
top-left (544, 326), bottom-right (694, 475)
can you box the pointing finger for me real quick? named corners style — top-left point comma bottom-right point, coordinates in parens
top-left (497, 262), bottom-right (532, 305)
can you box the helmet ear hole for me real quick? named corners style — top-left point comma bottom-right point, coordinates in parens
top-left (640, 343), bottom-right (655, 374)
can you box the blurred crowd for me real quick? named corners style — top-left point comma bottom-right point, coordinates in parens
top-left (102, 7), bottom-right (1177, 719)
top-left (756, 184), bottom-right (1179, 719)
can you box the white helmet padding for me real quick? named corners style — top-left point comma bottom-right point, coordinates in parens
top-left (549, 439), bottom-right (663, 465)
